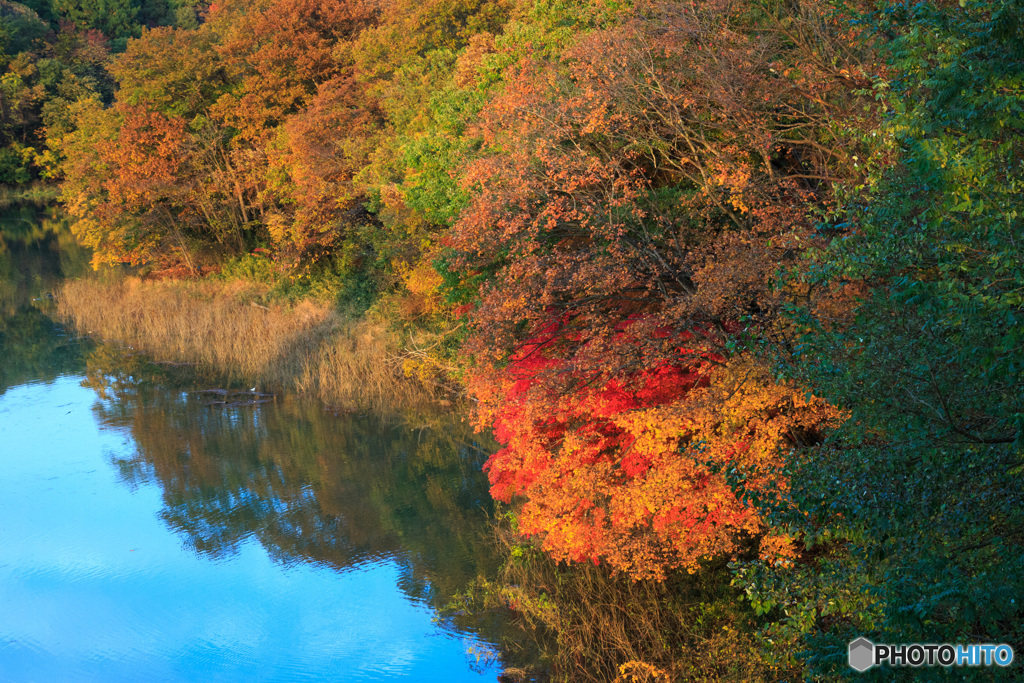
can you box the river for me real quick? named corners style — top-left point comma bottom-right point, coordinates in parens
top-left (0, 204), bottom-right (521, 681)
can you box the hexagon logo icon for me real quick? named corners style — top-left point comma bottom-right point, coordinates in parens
top-left (849, 637), bottom-right (875, 672)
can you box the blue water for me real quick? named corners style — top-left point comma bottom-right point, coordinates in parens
top-left (0, 376), bottom-right (502, 682)
top-left (0, 205), bottom-right (510, 681)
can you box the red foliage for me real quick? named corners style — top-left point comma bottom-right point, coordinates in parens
top-left (471, 317), bottom-right (842, 580)
top-left (451, 1), bottom-right (870, 578)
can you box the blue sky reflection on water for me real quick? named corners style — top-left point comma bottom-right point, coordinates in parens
top-left (0, 376), bottom-right (501, 682)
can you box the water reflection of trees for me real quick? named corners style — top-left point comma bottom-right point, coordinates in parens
top-left (0, 204), bottom-right (90, 316)
top-left (82, 346), bottom-right (527, 659)
top-left (0, 203), bottom-right (536, 671)
top-left (0, 307), bottom-right (87, 393)
top-left (0, 204), bottom-right (91, 393)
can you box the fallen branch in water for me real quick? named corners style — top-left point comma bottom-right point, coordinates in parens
top-left (195, 388), bottom-right (275, 397)
top-left (204, 397), bottom-right (275, 408)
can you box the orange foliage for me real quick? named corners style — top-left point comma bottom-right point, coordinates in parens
top-left (471, 320), bottom-right (841, 579)
top-left (274, 75), bottom-right (384, 252)
top-left (63, 103), bottom-right (194, 268)
top-left (61, 0), bottom-right (387, 264)
top-left (211, 0), bottom-right (378, 143)
top-left (99, 106), bottom-right (186, 208)
top-left (453, 0), bottom-right (869, 578)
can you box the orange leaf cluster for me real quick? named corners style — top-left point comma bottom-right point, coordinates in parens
top-left (471, 321), bottom-right (843, 580)
top-left (452, 1), bottom-right (868, 579)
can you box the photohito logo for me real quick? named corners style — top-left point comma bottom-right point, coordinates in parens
top-left (849, 638), bottom-right (1014, 671)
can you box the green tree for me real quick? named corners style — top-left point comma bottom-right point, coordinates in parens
top-left (738, 1), bottom-right (1024, 676)
top-left (51, 0), bottom-right (139, 40)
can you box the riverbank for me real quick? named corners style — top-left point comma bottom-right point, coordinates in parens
top-left (57, 276), bottom-right (446, 413)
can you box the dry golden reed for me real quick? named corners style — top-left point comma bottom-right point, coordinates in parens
top-left (58, 277), bottom-right (434, 411)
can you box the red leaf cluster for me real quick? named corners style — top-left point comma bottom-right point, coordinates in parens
top-left (472, 319), bottom-right (843, 580)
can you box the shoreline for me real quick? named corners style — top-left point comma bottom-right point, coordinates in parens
top-left (56, 275), bottom-right (451, 415)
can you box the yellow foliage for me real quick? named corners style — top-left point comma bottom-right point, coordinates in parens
top-left (615, 661), bottom-right (671, 683)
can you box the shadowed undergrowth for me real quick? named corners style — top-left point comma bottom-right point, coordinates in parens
top-left (442, 516), bottom-right (781, 683)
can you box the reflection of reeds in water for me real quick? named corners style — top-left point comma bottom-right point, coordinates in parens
top-left (450, 519), bottom-right (776, 683)
top-left (0, 183), bottom-right (61, 208)
top-left (58, 276), bottom-right (435, 411)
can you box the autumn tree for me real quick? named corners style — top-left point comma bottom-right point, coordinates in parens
top-left (0, 7), bottom-right (117, 182)
top-left (354, 0), bottom-right (511, 79)
top-left (59, 100), bottom-right (193, 268)
top-left (210, 0), bottom-right (377, 142)
top-left (110, 25), bottom-right (229, 119)
top-left (471, 325), bottom-right (843, 579)
top-left (208, 0), bottom-right (381, 257)
top-left (56, 0), bottom-right (388, 266)
top-left (111, 24), bottom-right (264, 253)
top-left (451, 0), bottom-right (875, 578)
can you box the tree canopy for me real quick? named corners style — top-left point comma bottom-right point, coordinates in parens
top-left (7, 0), bottom-right (1017, 676)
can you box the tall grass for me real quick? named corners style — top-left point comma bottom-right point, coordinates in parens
top-left (58, 276), bottom-right (436, 411)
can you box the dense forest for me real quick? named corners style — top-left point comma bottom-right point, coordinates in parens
top-left (1, 0), bottom-right (1021, 678)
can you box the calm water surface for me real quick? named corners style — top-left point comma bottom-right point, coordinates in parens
top-left (0, 206), bottom-right (513, 681)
